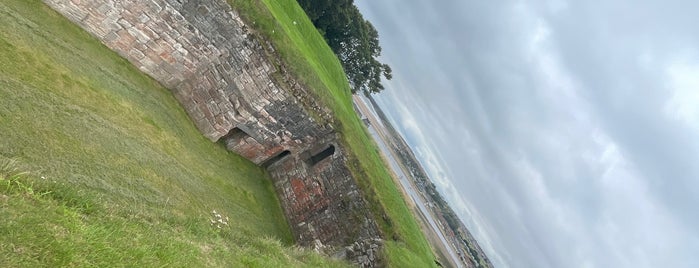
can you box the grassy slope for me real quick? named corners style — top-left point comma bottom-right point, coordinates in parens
top-left (0, 0), bottom-right (346, 267)
top-left (227, 0), bottom-right (437, 267)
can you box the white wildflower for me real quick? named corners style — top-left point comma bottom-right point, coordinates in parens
top-left (209, 209), bottom-right (229, 229)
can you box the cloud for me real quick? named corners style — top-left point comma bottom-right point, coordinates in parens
top-left (357, 0), bottom-right (699, 267)
top-left (665, 59), bottom-right (699, 127)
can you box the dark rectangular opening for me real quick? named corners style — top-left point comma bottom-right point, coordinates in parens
top-left (220, 127), bottom-right (253, 149)
top-left (223, 127), bottom-right (249, 141)
top-left (261, 150), bottom-right (291, 168)
top-left (307, 145), bottom-right (335, 166)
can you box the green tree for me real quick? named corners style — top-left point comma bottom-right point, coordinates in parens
top-left (297, 0), bottom-right (392, 94)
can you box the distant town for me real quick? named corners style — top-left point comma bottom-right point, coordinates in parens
top-left (354, 95), bottom-right (493, 268)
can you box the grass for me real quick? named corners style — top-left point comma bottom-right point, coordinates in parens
top-left (227, 0), bottom-right (438, 266)
top-left (0, 0), bottom-right (346, 267)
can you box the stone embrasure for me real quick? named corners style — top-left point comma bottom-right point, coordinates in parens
top-left (43, 0), bottom-right (383, 266)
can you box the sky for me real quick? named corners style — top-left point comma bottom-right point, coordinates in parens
top-left (355, 0), bottom-right (699, 267)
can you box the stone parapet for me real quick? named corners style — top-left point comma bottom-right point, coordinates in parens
top-left (44, 0), bottom-right (382, 266)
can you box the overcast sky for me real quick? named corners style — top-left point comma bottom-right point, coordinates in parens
top-left (355, 0), bottom-right (699, 267)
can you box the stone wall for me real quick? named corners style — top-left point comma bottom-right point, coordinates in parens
top-left (43, 0), bottom-right (382, 266)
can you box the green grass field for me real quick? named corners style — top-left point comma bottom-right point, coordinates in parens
top-left (0, 0), bottom-right (346, 267)
top-left (0, 0), bottom-right (437, 266)
top-left (227, 0), bottom-right (438, 267)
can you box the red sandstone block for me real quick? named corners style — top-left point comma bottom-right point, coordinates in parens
top-left (116, 29), bottom-right (136, 45)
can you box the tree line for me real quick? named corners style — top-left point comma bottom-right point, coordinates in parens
top-left (297, 0), bottom-right (392, 95)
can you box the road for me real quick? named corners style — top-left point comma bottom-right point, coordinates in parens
top-left (353, 95), bottom-right (464, 268)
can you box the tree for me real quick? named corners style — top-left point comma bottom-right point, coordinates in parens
top-left (297, 0), bottom-right (392, 94)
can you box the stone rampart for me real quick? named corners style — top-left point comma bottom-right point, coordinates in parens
top-left (43, 0), bottom-right (382, 266)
